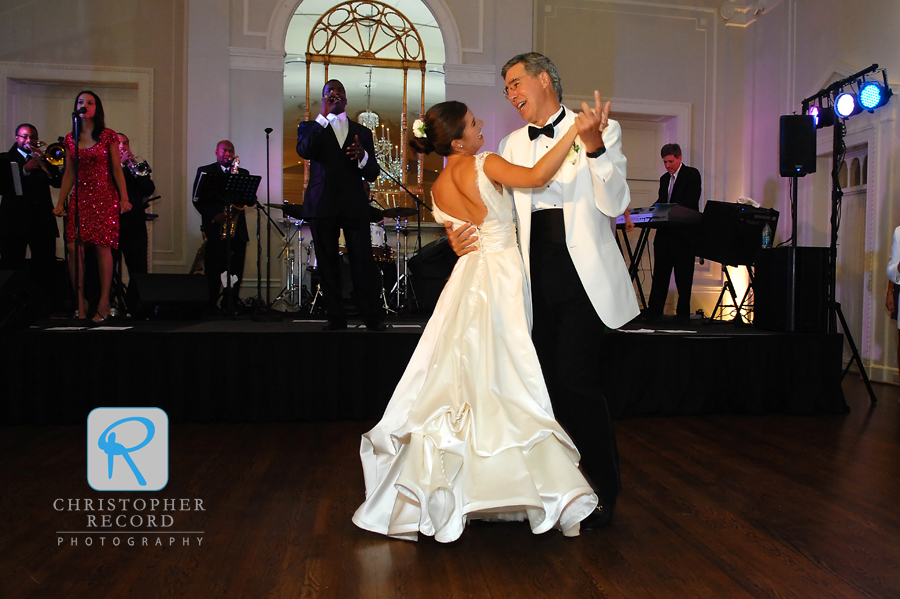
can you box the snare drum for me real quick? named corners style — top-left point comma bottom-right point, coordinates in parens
top-left (338, 223), bottom-right (386, 248)
top-left (369, 222), bottom-right (385, 247)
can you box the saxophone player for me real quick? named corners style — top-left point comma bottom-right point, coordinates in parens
top-left (115, 132), bottom-right (155, 275)
top-left (192, 140), bottom-right (249, 314)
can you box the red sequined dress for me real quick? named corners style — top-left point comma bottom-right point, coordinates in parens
top-left (63, 128), bottom-right (121, 248)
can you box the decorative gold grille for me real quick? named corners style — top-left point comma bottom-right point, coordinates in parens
top-left (304, 0), bottom-right (427, 191)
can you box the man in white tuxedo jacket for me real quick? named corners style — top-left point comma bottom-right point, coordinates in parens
top-left (448, 52), bottom-right (638, 529)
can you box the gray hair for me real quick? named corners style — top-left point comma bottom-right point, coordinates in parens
top-left (501, 52), bottom-right (563, 103)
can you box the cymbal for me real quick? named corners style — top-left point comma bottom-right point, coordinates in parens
top-left (381, 207), bottom-right (417, 219)
top-left (266, 202), bottom-right (305, 220)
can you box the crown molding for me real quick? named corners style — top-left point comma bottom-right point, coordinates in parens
top-left (229, 47), bottom-right (285, 72)
top-left (444, 63), bottom-right (496, 87)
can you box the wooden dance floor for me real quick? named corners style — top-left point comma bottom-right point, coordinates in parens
top-left (0, 377), bottom-right (896, 598)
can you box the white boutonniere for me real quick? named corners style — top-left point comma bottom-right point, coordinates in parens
top-left (566, 140), bottom-right (580, 165)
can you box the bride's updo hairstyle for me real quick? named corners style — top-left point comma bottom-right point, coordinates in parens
top-left (409, 101), bottom-right (468, 157)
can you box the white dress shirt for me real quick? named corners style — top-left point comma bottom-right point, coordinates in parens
top-left (315, 112), bottom-right (369, 168)
top-left (530, 106), bottom-right (566, 212)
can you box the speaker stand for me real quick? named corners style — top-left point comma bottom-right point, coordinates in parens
top-left (831, 301), bottom-right (877, 404)
top-left (710, 264), bottom-right (751, 325)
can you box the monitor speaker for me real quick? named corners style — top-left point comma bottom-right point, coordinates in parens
top-left (408, 237), bottom-right (458, 317)
top-left (754, 246), bottom-right (829, 333)
top-left (126, 273), bottom-right (209, 319)
top-left (780, 115), bottom-right (817, 177)
top-left (0, 270), bottom-right (42, 332)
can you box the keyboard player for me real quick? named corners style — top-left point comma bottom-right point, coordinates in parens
top-left (642, 143), bottom-right (702, 322)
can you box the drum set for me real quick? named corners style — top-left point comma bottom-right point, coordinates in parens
top-left (266, 202), bottom-right (420, 313)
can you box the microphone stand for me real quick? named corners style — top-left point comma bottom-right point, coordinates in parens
top-left (378, 170), bottom-right (430, 311)
top-left (66, 111), bottom-right (84, 319)
top-left (377, 168), bottom-right (431, 254)
top-left (252, 127), bottom-right (283, 322)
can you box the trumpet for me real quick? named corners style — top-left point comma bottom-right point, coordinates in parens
top-left (124, 155), bottom-right (152, 177)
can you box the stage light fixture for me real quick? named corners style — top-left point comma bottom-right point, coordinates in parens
top-left (805, 100), bottom-right (834, 129)
top-left (858, 80), bottom-right (890, 111)
top-left (807, 105), bottom-right (821, 127)
top-left (834, 91), bottom-right (861, 119)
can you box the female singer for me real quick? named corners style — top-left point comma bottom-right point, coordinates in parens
top-left (53, 91), bottom-right (131, 322)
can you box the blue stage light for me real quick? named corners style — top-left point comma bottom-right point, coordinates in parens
top-left (834, 92), bottom-right (859, 118)
top-left (859, 81), bottom-right (887, 111)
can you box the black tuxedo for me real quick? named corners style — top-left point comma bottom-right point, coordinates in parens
top-left (115, 169), bottom-right (156, 275)
top-left (192, 162), bottom-right (251, 310)
top-left (0, 145), bottom-right (62, 312)
top-left (647, 164), bottom-right (702, 318)
top-left (0, 145), bottom-right (61, 271)
top-left (296, 116), bottom-right (382, 326)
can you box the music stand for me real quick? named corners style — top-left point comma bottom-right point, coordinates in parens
top-left (194, 172), bottom-right (262, 315)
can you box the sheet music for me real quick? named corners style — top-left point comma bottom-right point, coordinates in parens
top-left (10, 161), bottom-right (23, 196)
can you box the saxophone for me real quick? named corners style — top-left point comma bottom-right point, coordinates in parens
top-left (221, 156), bottom-right (243, 240)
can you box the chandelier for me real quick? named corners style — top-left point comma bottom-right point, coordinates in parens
top-left (360, 68), bottom-right (403, 191)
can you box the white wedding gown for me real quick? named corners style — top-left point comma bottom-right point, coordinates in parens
top-left (352, 152), bottom-right (598, 542)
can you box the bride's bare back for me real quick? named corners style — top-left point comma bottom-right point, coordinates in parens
top-left (432, 124), bottom-right (577, 226)
top-left (432, 155), bottom-right (489, 225)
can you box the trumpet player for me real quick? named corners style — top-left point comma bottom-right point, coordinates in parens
top-left (0, 124), bottom-right (62, 309)
top-left (115, 132), bottom-right (155, 275)
top-left (192, 139), bottom-right (249, 314)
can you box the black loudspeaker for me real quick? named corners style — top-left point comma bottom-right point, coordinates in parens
top-left (408, 237), bottom-right (458, 316)
top-left (0, 270), bottom-right (42, 332)
top-left (126, 273), bottom-right (209, 319)
top-left (780, 115), bottom-right (817, 177)
top-left (754, 246), bottom-right (829, 333)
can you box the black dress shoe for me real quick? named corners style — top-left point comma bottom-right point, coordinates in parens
top-left (365, 320), bottom-right (387, 332)
top-left (581, 502), bottom-right (615, 530)
top-left (637, 309), bottom-right (661, 323)
top-left (322, 321), bottom-right (347, 331)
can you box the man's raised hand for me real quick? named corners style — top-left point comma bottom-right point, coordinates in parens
top-left (575, 91), bottom-right (611, 153)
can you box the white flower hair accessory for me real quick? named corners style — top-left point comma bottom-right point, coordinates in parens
top-left (412, 118), bottom-right (427, 139)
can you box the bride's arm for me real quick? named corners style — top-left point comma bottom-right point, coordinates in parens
top-left (482, 125), bottom-right (578, 189)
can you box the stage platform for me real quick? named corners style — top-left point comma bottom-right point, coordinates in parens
top-left (0, 313), bottom-right (848, 425)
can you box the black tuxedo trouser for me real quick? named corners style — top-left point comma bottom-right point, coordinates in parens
top-left (648, 230), bottom-right (695, 318)
top-left (0, 216), bottom-right (58, 311)
top-left (529, 210), bottom-right (621, 505)
top-left (204, 235), bottom-right (246, 311)
top-left (309, 216), bottom-right (382, 325)
top-left (114, 222), bottom-right (148, 276)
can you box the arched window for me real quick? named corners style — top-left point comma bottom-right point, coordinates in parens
top-left (850, 158), bottom-right (861, 187)
top-left (838, 160), bottom-right (848, 188)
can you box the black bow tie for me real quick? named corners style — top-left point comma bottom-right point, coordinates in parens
top-left (528, 109), bottom-right (566, 141)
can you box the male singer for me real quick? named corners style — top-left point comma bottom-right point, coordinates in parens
top-left (296, 79), bottom-right (384, 331)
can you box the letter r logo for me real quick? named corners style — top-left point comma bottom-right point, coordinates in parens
top-left (87, 408), bottom-right (168, 491)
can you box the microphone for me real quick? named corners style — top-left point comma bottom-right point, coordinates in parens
top-left (73, 107), bottom-right (88, 116)
top-left (264, 127), bottom-right (273, 134)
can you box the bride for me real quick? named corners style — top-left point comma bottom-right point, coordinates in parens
top-left (353, 101), bottom-right (596, 542)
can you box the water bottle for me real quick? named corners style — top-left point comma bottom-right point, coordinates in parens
top-left (761, 223), bottom-right (772, 249)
